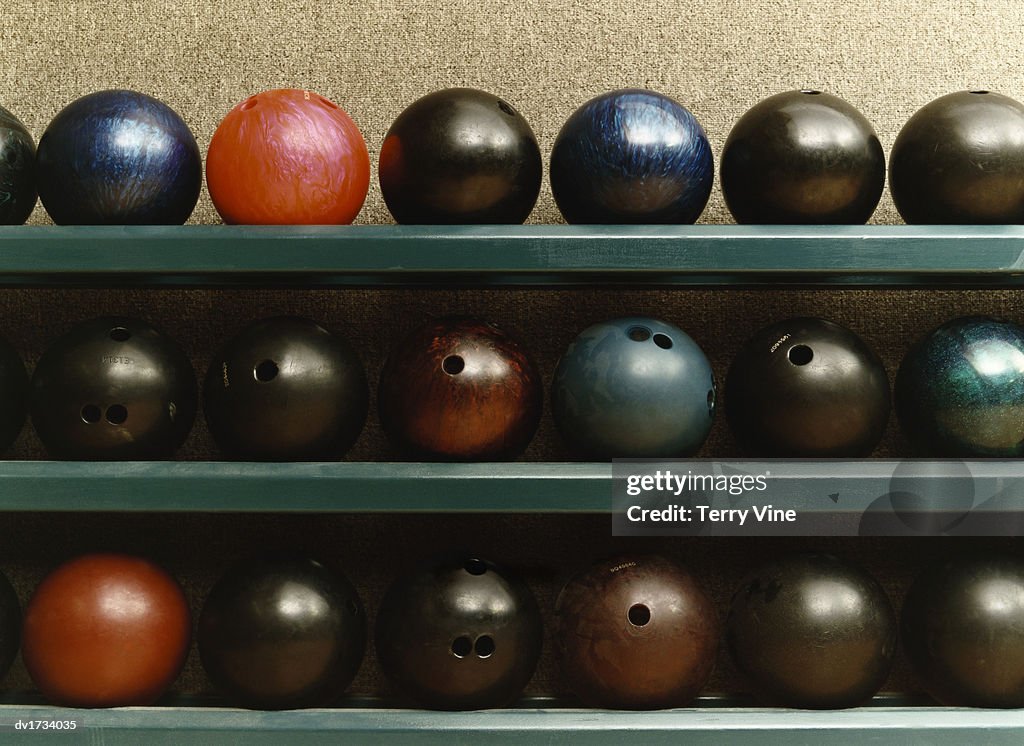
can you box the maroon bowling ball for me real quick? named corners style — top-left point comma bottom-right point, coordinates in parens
top-left (554, 555), bottom-right (719, 709)
top-left (378, 317), bottom-right (542, 460)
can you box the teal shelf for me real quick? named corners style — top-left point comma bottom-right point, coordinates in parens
top-left (0, 461), bottom-right (1016, 530)
top-left (2, 225), bottom-right (1024, 287)
top-left (0, 703), bottom-right (1020, 744)
top-left (0, 461), bottom-right (609, 512)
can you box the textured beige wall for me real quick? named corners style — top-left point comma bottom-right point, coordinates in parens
top-left (4, 0), bottom-right (1024, 225)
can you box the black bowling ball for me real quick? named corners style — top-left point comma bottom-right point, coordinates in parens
top-left (726, 553), bottom-right (897, 709)
top-left (375, 556), bottom-right (543, 710)
top-left (204, 317), bottom-right (368, 460)
top-left (726, 317), bottom-right (890, 456)
top-left (902, 554), bottom-right (1024, 707)
top-left (198, 554), bottom-right (366, 709)
top-left (379, 88), bottom-right (542, 224)
top-left (0, 103), bottom-right (37, 224)
top-left (29, 317), bottom-right (197, 459)
top-left (890, 90), bottom-right (1024, 223)
top-left (721, 89), bottom-right (884, 224)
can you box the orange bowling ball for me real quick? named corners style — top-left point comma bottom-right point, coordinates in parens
top-left (206, 88), bottom-right (370, 224)
top-left (22, 553), bottom-right (191, 707)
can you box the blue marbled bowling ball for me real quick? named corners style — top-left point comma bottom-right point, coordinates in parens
top-left (36, 90), bottom-right (201, 224)
top-left (550, 89), bottom-right (713, 224)
top-left (0, 103), bottom-right (37, 224)
top-left (551, 317), bottom-right (716, 458)
top-left (895, 316), bottom-right (1024, 456)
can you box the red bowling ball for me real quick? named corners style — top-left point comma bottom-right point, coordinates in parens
top-left (22, 554), bottom-right (191, 707)
top-left (206, 88), bottom-right (370, 224)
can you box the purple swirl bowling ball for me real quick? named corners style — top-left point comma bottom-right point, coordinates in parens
top-left (36, 90), bottom-right (201, 224)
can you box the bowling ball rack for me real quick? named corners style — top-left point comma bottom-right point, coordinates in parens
top-left (0, 224), bottom-right (1021, 743)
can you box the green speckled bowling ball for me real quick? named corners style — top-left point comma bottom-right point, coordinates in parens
top-left (896, 316), bottom-right (1024, 456)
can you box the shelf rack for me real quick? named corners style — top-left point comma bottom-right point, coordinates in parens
top-left (1, 225), bottom-right (1022, 740)
top-left (1, 224), bottom-right (1024, 287)
top-left (1, 701), bottom-right (1022, 744)
top-left (0, 460), bottom-right (1016, 535)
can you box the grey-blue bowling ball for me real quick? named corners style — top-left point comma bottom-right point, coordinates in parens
top-left (552, 317), bottom-right (715, 458)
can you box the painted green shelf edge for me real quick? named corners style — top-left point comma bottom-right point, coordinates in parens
top-left (0, 460), bottom-right (1016, 517)
top-left (0, 704), bottom-right (1021, 744)
top-left (0, 461), bottom-right (607, 512)
top-left (2, 224), bottom-right (1024, 286)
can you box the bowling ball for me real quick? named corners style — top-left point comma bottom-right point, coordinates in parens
top-left (721, 89), bottom-right (884, 224)
top-left (375, 556), bottom-right (542, 710)
top-left (0, 570), bottom-right (20, 682)
top-left (198, 554), bottom-right (366, 709)
top-left (726, 553), bottom-right (896, 709)
top-left (206, 88), bottom-right (370, 224)
top-left (35, 90), bottom-right (201, 225)
top-left (0, 333), bottom-right (27, 454)
top-left (378, 317), bottom-right (542, 460)
top-left (0, 103), bottom-right (37, 224)
top-left (204, 316), bottom-right (368, 460)
top-left (30, 317), bottom-right (197, 459)
top-left (550, 89), bottom-right (713, 224)
top-left (551, 317), bottom-right (715, 458)
top-left (22, 553), bottom-right (191, 707)
top-left (890, 90), bottom-right (1024, 223)
top-left (902, 554), bottom-right (1024, 707)
top-left (895, 316), bottom-right (1024, 456)
top-left (379, 88), bottom-right (542, 224)
top-left (726, 317), bottom-right (890, 456)
top-left (554, 555), bottom-right (718, 709)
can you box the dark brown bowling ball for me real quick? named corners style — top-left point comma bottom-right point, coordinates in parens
top-left (198, 554), bottom-right (366, 709)
top-left (554, 555), bottom-right (718, 709)
top-left (725, 317), bottom-right (890, 456)
top-left (890, 90), bottom-right (1024, 223)
top-left (22, 553), bottom-right (191, 707)
top-left (29, 317), bottom-right (197, 459)
top-left (726, 553), bottom-right (896, 709)
top-left (902, 554), bottom-right (1024, 707)
top-left (0, 333), bottom-right (27, 454)
top-left (375, 557), bottom-right (543, 710)
top-left (378, 317), bottom-right (542, 460)
top-left (721, 89), bottom-right (884, 224)
top-left (0, 570), bottom-right (20, 682)
top-left (204, 316), bottom-right (368, 460)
